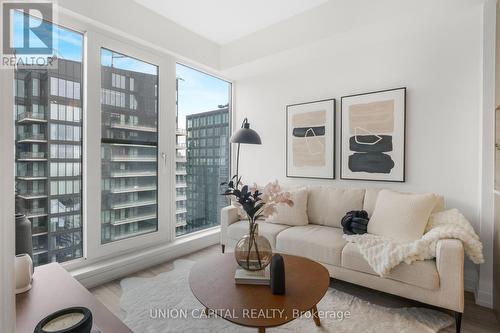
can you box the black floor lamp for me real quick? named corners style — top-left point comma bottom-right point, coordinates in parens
top-left (230, 118), bottom-right (262, 181)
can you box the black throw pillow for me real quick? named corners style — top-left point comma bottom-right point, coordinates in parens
top-left (341, 210), bottom-right (370, 235)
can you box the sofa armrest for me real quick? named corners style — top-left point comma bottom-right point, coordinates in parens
top-left (220, 205), bottom-right (240, 246)
top-left (436, 239), bottom-right (465, 312)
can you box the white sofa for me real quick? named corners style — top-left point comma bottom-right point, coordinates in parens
top-left (220, 187), bottom-right (464, 332)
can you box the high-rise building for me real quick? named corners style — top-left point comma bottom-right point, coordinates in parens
top-left (100, 57), bottom-right (159, 243)
top-left (175, 128), bottom-right (188, 229)
top-left (15, 59), bottom-right (83, 266)
top-left (180, 108), bottom-right (230, 235)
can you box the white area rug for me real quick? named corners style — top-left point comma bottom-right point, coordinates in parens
top-left (120, 259), bottom-right (453, 333)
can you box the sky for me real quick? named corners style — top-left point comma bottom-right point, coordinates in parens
top-left (13, 10), bottom-right (83, 62)
top-left (176, 63), bottom-right (231, 129)
top-left (13, 10), bottom-right (231, 129)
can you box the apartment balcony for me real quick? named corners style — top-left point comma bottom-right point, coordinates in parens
top-left (17, 133), bottom-right (47, 143)
top-left (111, 213), bottom-right (157, 226)
top-left (32, 231), bottom-right (48, 237)
top-left (110, 155), bottom-right (156, 162)
top-left (176, 194), bottom-right (187, 201)
top-left (176, 169), bottom-right (187, 175)
top-left (21, 207), bottom-right (48, 218)
top-left (176, 143), bottom-right (186, 149)
top-left (110, 185), bottom-right (157, 194)
top-left (33, 249), bottom-right (48, 256)
top-left (110, 121), bottom-right (157, 133)
top-left (17, 192), bottom-right (48, 200)
top-left (176, 220), bottom-right (187, 228)
top-left (176, 182), bottom-right (187, 188)
top-left (176, 207), bottom-right (187, 214)
top-left (110, 199), bottom-right (157, 210)
top-left (110, 155), bottom-right (157, 162)
top-left (17, 112), bottom-right (46, 123)
top-left (108, 226), bottom-right (157, 242)
top-left (109, 170), bottom-right (157, 178)
top-left (17, 151), bottom-right (47, 161)
top-left (176, 155), bottom-right (187, 162)
top-left (176, 128), bottom-right (186, 136)
top-left (16, 175), bottom-right (47, 181)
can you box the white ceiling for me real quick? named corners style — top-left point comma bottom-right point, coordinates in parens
top-left (132, 0), bottom-right (329, 45)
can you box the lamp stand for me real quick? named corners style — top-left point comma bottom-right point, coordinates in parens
top-left (235, 142), bottom-right (240, 183)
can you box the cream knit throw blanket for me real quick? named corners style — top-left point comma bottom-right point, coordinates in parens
top-left (343, 209), bottom-right (484, 276)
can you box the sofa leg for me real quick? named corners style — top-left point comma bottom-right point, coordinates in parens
top-left (221, 244), bottom-right (225, 253)
top-left (455, 312), bottom-right (462, 333)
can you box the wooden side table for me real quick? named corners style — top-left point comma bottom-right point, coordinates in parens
top-left (16, 263), bottom-right (132, 333)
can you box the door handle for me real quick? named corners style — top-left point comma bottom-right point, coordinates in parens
top-left (161, 152), bottom-right (167, 167)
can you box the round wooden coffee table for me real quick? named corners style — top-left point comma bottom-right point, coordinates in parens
top-left (189, 253), bottom-right (330, 332)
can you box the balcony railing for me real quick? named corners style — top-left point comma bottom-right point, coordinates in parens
top-left (16, 174), bottom-right (47, 180)
top-left (21, 207), bottom-right (47, 217)
top-left (110, 185), bottom-right (157, 194)
top-left (17, 192), bottom-right (48, 199)
top-left (17, 151), bottom-right (46, 159)
top-left (110, 121), bottom-right (157, 133)
top-left (17, 112), bottom-right (46, 122)
top-left (111, 199), bottom-right (157, 210)
top-left (176, 128), bottom-right (186, 136)
top-left (17, 133), bottom-right (46, 141)
top-left (110, 155), bottom-right (156, 162)
top-left (176, 207), bottom-right (187, 214)
top-left (111, 213), bottom-right (157, 225)
top-left (109, 170), bottom-right (157, 178)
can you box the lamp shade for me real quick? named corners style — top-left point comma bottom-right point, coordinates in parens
top-left (230, 121), bottom-right (262, 144)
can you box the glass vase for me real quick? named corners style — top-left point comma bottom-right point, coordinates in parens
top-left (234, 220), bottom-right (272, 271)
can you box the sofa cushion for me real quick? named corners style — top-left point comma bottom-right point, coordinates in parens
top-left (341, 242), bottom-right (440, 290)
top-left (226, 220), bottom-right (290, 249)
top-left (367, 189), bottom-right (439, 242)
top-left (275, 225), bottom-right (347, 266)
top-left (363, 188), bottom-right (445, 217)
top-left (307, 187), bottom-right (365, 228)
top-left (267, 188), bottom-right (308, 226)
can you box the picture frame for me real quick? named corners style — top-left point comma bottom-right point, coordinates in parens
top-left (340, 88), bottom-right (406, 182)
top-left (286, 99), bottom-right (336, 179)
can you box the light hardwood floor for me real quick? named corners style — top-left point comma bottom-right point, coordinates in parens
top-left (90, 245), bottom-right (499, 333)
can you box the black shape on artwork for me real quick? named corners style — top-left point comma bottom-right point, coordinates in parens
top-left (292, 126), bottom-right (325, 137)
top-left (348, 152), bottom-right (395, 174)
top-left (349, 135), bottom-right (393, 153)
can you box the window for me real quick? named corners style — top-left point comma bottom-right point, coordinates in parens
top-left (175, 64), bottom-right (231, 236)
top-left (32, 78), bottom-right (40, 97)
top-left (100, 48), bottom-right (159, 244)
top-left (11, 10), bottom-right (233, 268)
top-left (16, 79), bottom-right (26, 97)
top-left (130, 77), bottom-right (135, 91)
top-left (13, 12), bottom-right (84, 267)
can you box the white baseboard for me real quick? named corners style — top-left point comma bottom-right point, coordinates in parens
top-left (475, 289), bottom-right (494, 308)
top-left (70, 228), bottom-right (220, 288)
top-left (464, 266), bottom-right (493, 309)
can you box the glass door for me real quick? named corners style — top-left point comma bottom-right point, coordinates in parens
top-left (85, 32), bottom-right (175, 259)
top-left (100, 48), bottom-right (159, 244)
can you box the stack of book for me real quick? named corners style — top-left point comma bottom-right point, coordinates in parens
top-left (234, 267), bottom-right (270, 285)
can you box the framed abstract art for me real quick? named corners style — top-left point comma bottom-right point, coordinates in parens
top-left (340, 88), bottom-right (406, 182)
top-left (286, 99), bottom-right (335, 179)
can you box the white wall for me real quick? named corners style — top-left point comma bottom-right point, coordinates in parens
top-left (224, 0), bottom-right (490, 301)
